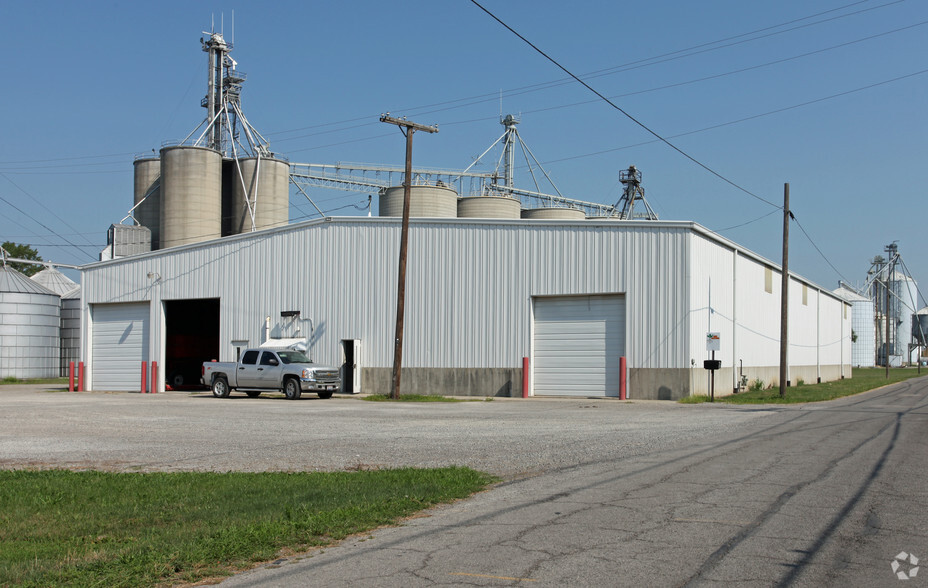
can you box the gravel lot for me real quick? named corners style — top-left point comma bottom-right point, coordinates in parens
top-left (0, 384), bottom-right (778, 477)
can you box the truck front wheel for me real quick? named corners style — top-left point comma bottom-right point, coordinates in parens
top-left (283, 378), bottom-right (302, 400)
top-left (212, 376), bottom-right (231, 398)
top-left (318, 391), bottom-right (334, 399)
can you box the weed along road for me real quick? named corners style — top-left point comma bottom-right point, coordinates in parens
top-left (1, 380), bottom-right (927, 586)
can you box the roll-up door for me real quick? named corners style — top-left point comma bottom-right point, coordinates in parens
top-left (533, 294), bottom-right (625, 397)
top-left (91, 302), bottom-right (149, 391)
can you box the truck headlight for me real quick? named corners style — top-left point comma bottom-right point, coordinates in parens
top-left (302, 369), bottom-right (314, 380)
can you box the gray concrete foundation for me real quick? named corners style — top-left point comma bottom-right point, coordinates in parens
top-left (362, 367), bottom-right (522, 398)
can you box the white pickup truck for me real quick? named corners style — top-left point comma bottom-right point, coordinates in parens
top-left (201, 348), bottom-right (341, 400)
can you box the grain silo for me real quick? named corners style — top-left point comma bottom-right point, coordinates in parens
top-left (914, 308), bottom-right (928, 364)
top-left (834, 283), bottom-right (875, 367)
top-left (0, 265), bottom-right (60, 379)
top-left (30, 266), bottom-right (77, 296)
top-left (30, 268), bottom-right (80, 376)
top-left (231, 156), bottom-right (291, 234)
top-left (458, 195), bottom-right (521, 219)
top-left (133, 156), bottom-right (161, 249)
top-left (521, 207), bottom-right (586, 220)
top-left (60, 286), bottom-right (81, 377)
top-left (379, 185), bottom-right (458, 217)
top-left (160, 145), bottom-right (222, 248)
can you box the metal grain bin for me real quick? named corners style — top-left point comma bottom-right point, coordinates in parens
top-left (60, 286), bottom-right (81, 376)
top-left (458, 195), bottom-right (521, 219)
top-left (379, 185), bottom-right (458, 218)
top-left (521, 207), bottom-right (586, 220)
top-left (0, 266), bottom-right (60, 379)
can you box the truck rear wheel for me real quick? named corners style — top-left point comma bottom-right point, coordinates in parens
top-left (246, 391), bottom-right (261, 398)
top-left (283, 378), bottom-right (302, 400)
top-left (212, 376), bottom-right (230, 398)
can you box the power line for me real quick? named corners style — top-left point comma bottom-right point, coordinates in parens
top-left (717, 209), bottom-right (782, 232)
top-left (0, 181), bottom-right (98, 261)
top-left (792, 215), bottom-right (853, 284)
top-left (470, 0), bottom-right (781, 209)
top-left (533, 66), bottom-right (928, 166)
top-left (261, 1), bottom-right (903, 143)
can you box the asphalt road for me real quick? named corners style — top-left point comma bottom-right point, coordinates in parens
top-left (1, 380), bottom-right (926, 587)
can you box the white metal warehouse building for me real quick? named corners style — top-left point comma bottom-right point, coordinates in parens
top-left (79, 216), bottom-right (851, 399)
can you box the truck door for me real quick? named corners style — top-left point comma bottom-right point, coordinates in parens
top-left (255, 351), bottom-right (283, 388)
top-left (237, 350), bottom-right (261, 387)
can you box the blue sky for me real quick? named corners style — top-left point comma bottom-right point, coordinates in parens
top-left (1, 0), bottom-right (925, 296)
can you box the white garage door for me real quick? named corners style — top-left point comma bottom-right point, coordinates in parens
top-left (91, 302), bottom-right (149, 391)
top-left (533, 294), bottom-right (625, 397)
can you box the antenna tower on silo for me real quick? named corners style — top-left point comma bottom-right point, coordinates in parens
top-left (462, 114), bottom-right (564, 201)
top-left (187, 27), bottom-right (270, 159)
top-left (614, 165), bottom-right (658, 220)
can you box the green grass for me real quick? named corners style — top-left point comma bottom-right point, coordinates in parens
top-left (681, 367), bottom-right (927, 404)
top-left (0, 376), bottom-right (69, 386)
top-left (0, 467), bottom-right (496, 587)
top-left (363, 394), bottom-right (489, 402)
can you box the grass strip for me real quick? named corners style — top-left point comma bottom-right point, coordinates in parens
top-left (680, 367), bottom-right (926, 404)
top-left (0, 467), bottom-right (496, 587)
top-left (1, 377), bottom-right (69, 385)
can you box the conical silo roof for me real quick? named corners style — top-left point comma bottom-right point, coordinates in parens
top-left (30, 267), bottom-right (78, 296)
top-left (0, 265), bottom-right (58, 295)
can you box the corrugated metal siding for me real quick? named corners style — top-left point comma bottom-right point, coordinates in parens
top-left (734, 254), bottom-right (783, 366)
top-left (80, 218), bottom-right (846, 385)
top-left (83, 219), bottom-right (694, 372)
top-left (789, 282), bottom-right (820, 367)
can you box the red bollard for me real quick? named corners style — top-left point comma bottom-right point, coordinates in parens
top-left (151, 361), bottom-right (158, 394)
top-left (69, 361), bottom-right (75, 391)
top-left (522, 357), bottom-right (529, 398)
top-left (141, 362), bottom-right (147, 394)
top-left (619, 356), bottom-right (627, 400)
top-left (78, 362), bottom-right (84, 392)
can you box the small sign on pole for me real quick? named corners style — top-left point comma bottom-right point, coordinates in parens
top-left (705, 333), bottom-right (721, 402)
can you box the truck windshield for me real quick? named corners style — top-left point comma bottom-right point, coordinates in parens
top-left (276, 350), bottom-right (311, 364)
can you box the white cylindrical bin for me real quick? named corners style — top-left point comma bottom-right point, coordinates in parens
top-left (457, 196), bottom-right (521, 219)
top-left (379, 185), bottom-right (459, 218)
top-left (521, 207), bottom-right (586, 220)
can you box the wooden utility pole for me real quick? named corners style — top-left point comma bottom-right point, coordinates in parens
top-left (779, 183), bottom-right (790, 399)
top-left (380, 115), bottom-right (438, 400)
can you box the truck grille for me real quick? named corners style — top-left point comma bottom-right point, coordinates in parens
top-left (315, 370), bottom-right (339, 382)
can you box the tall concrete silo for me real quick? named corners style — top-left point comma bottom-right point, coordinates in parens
top-left (160, 145), bottom-right (222, 248)
top-left (379, 185), bottom-right (458, 218)
top-left (458, 195), bottom-right (521, 219)
top-left (133, 157), bottom-right (161, 249)
top-left (0, 266), bottom-right (60, 379)
top-left (231, 157), bottom-right (291, 234)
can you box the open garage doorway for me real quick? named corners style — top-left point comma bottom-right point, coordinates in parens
top-left (164, 299), bottom-right (220, 389)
